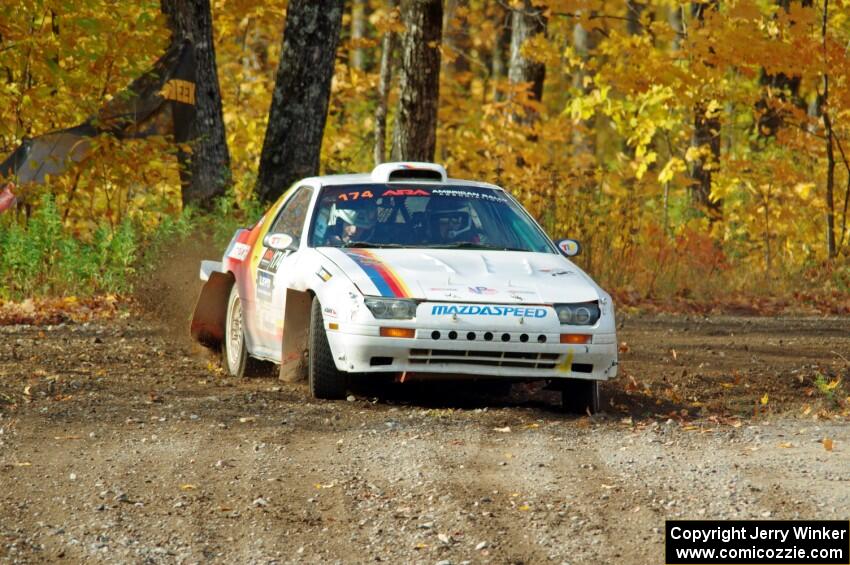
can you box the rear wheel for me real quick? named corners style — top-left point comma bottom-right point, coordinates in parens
top-left (308, 296), bottom-right (348, 399)
top-left (560, 379), bottom-right (600, 414)
top-left (222, 284), bottom-right (268, 378)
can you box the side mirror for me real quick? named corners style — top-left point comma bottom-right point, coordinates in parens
top-left (263, 233), bottom-right (296, 252)
top-left (556, 238), bottom-right (581, 257)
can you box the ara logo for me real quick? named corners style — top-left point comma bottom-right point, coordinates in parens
top-left (431, 304), bottom-right (547, 318)
top-left (382, 188), bottom-right (431, 197)
top-left (468, 286), bottom-right (497, 295)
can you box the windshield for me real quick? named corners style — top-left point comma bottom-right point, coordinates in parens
top-left (308, 184), bottom-right (555, 253)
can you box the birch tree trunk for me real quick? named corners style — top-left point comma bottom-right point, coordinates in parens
top-left (507, 0), bottom-right (546, 124)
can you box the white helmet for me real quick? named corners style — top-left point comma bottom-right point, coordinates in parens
top-left (331, 199), bottom-right (377, 229)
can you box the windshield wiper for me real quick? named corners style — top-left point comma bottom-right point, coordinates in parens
top-left (427, 242), bottom-right (528, 252)
top-left (341, 241), bottom-right (405, 248)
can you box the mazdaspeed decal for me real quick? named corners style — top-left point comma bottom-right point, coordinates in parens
top-left (344, 249), bottom-right (411, 298)
top-left (431, 304), bottom-right (548, 318)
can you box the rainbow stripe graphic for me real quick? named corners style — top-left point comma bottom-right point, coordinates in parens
top-left (344, 249), bottom-right (411, 298)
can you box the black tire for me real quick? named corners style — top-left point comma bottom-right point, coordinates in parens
top-left (308, 296), bottom-right (348, 399)
top-left (222, 283), bottom-right (271, 378)
top-left (560, 379), bottom-right (600, 415)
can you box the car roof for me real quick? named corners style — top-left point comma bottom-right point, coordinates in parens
top-left (306, 173), bottom-right (504, 191)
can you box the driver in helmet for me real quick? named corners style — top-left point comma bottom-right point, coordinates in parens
top-left (425, 196), bottom-right (480, 244)
top-left (326, 197), bottom-right (378, 246)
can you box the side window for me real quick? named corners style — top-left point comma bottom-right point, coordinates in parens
top-left (269, 186), bottom-right (313, 242)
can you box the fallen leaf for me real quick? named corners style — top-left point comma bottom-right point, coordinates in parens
top-left (779, 442), bottom-right (793, 448)
top-left (15, 462), bottom-right (32, 467)
top-left (180, 484), bottom-right (197, 491)
top-left (823, 438), bottom-right (833, 451)
top-left (824, 378), bottom-right (842, 390)
top-left (671, 349), bottom-right (678, 360)
top-left (53, 435), bottom-right (81, 440)
top-left (760, 393), bottom-right (769, 405)
top-left (518, 504), bottom-right (530, 511)
top-left (238, 417), bottom-right (255, 423)
top-left (493, 426), bottom-right (511, 433)
top-left (801, 405), bottom-right (812, 416)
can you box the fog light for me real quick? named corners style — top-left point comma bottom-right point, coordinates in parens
top-left (560, 334), bottom-right (591, 344)
top-left (380, 327), bottom-right (415, 338)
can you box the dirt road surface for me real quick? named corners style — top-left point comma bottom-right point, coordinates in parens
top-left (1, 312), bottom-right (848, 564)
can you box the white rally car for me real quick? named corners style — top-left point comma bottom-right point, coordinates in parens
top-left (191, 162), bottom-right (617, 413)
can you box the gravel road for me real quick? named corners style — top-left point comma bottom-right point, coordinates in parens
top-left (1, 314), bottom-right (848, 564)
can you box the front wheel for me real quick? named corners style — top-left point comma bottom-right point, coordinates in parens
top-left (308, 296), bottom-right (348, 399)
top-left (222, 283), bottom-right (268, 378)
top-left (559, 379), bottom-right (600, 415)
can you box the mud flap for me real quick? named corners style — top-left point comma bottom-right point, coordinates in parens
top-left (279, 289), bottom-right (311, 382)
top-left (190, 271), bottom-right (234, 348)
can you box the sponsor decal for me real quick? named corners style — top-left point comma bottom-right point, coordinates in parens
top-left (265, 233), bottom-right (293, 250)
top-left (323, 307), bottom-right (338, 318)
top-left (382, 188), bottom-right (431, 197)
top-left (468, 286), bottom-right (497, 295)
top-left (344, 249), bottom-right (411, 298)
top-left (430, 304), bottom-right (548, 318)
top-left (316, 267), bottom-right (333, 282)
top-left (430, 188), bottom-right (507, 203)
top-left (258, 249), bottom-right (286, 273)
top-left (228, 242), bottom-right (251, 261)
top-left (256, 271), bottom-right (274, 301)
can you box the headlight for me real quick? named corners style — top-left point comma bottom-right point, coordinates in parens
top-left (364, 297), bottom-right (417, 320)
top-left (554, 302), bottom-right (600, 326)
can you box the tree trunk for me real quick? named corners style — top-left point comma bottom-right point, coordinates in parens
top-left (390, 0), bottom-right (443, 162)
top-left (255, 0), bottom-right (344, 203)
top-left (162, 0), bottom-right (231, 210)
top-left (572, 20), bottom-right (599, 155)
top-left (688, 1), bottom-right (722, 220)
top-left (821, 0), bottom-right (836, 258)
top-left (755, 0), bottom-right (812, 139)
top-left (490, 6), bottom-right (511, 102)
top-left (442, 0), bottom-right (469, 76)
top-left (507, 0), bottom-right (546, 123)
top-left (374, 0), bottom-right (398, 166)
top-left (626, 0), bottom-right (645, 36)
top-left (351, 0), bottom-right (367, 71)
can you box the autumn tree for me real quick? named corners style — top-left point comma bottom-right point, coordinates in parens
top-left (507, 0), bottom-right (546, 125)
top-left (255, 0), bottom-right (344, 203)
top-left (375, 0), bottom-right (399, 165)
top-left (161, 0), bottom-right (231, 209)
top-left (390, 0), bottom-right (443, 162)
top-left (688, 1), bottom-right (722, 220)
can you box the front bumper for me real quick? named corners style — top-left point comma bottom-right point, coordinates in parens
top-left (325, 323), bottom-right (618, 381)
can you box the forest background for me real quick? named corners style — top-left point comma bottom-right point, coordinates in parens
top-left (1, 0), bottom-right (849, 311)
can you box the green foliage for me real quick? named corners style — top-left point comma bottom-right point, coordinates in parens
top-left (0, 194), bottom-right (139, 299)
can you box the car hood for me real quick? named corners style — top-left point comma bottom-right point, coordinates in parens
top-left (317, 248), bottom-right (600, 303)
